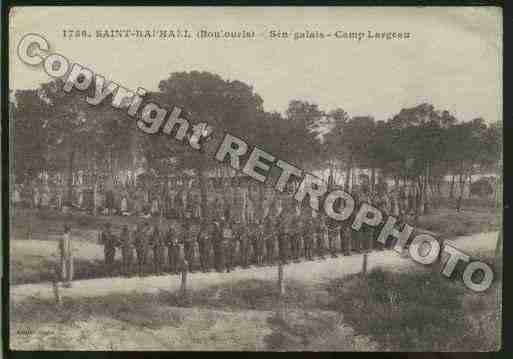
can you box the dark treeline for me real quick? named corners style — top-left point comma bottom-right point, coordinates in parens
top-left (10, 71), bottom-right (502, 216)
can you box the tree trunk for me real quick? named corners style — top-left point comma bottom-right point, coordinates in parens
top-left (258, 184), bottom-right (265, 222)
top-left (52, 270), bottom-right (62, 306)
top-left (449, 174), bottom-right (455, 198)
top-left (437, 179), bottom-right (442, 197)
top-left (93, 174), bottom-right (98, 216)
top-left (328, 165), bottom-right (334, 189)
top-left (495, 229), bottom-right (503, 259)
top-left (334, 164), bottom-right (343, 186)
top-left (415, 178), bottom-right (423, 220)
top-left (459, 173), bottom-right (465, 198)
top-left (109, 146), bottom-right (115, 189)
top-left (370, 167), bottom-right (376, 193)
top-left (197, 166), bottom-right (208, 220)
top-left (180, 267), bottom-right (188, 297)
top-left (467, 174), bottom-right (473, 199)
top-left (362, 253), bottom-right (368, 276)
top-left (66, 147), bottom-right (75, 207)
top-left (344, 158), bottom-right (352, 192)
top-left (423, 164), bottom-right (430, 215)
top-left (455, 171), bottom-right (465, 212)
top-left (495, 175), bottom-right (502, 209)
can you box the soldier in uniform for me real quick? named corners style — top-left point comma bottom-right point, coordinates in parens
top-left (120, 225), bottom-right (134, 277)
top-left (207, 221), bottom-right (217, 269)
top-left (238, 221), bottom-right (251, 268)
top-left (134, 222), bottom-right (150, 276)
top-left (374, 188), bottom-right (391, 250)
top-left (223, 218), bottom-right (236, 272)
top-left (191, 219), bottom-right (202, 272)
top-left (182, 217), bottom-right (195, 273)
top-left (99, 222), bottom-right (119, 276)
top-left (368, 191), bottom-right (379, 251)
top-left (225, 196), bottom-right (233, 222)
top-left (297, 214), bottom-right (306, 260)
top-left (248, 218), bottom-right (257, 266)
top-left (407, 186), bottom-right (415, 217)
top-left (396, 197), bottom-right (410, 249)
top-left (339, 219), bottom-right (351, 256)
top-left (325, 210), bottom-right (340, 258)
top-left (163, 185), bottom-right (173, 219)
top-left (198, 219), bottom-right (213, 272)
top-left (263, 217), bottom-right (275, 265)
top-left (390, 189), bottom-right (401, 249)
top-left (213, 220), bottom-right (225, 272)
top-left (359, 186), bottom-right (373, 252)
top-left (337, 194), bottom-right (352, 256)
top-left (165, 225), bottom-right (178, 274)
top-left (351, 188), bottom-right (365, 253)
top-left (147, 225), bottom-right (155, 273)
top-left (313, 211), bottom-right (326, 259)
top-left (152, 225), bottom-right (166, 275)
top-left (302, 213), bottom-right (314, 260)
top-left (59, 224), bottom-right (74, 287)
top-left (388, 188), bottom-right (399, 237)
top-left (398, 187), bottom-right (407, 218)
top-left (289, 213), bottom-right (300, 262)
top-left (174, 188), bottom-right (184, 220)
top-left (277, 211), bottom-right (291, 264)
top-left (231, 220), bottom-right (242, 268)
top-left (176, 235), bottom-right (188, 275)
top-left (349, 187), bottom-right (360, 253)
top-left (105, 186), bottom-right (114, 216)
top-left (255, 221), bottom-right (266, 266)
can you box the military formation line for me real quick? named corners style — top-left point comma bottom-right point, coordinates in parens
top-left (91, 184), bottom-right (413, 280)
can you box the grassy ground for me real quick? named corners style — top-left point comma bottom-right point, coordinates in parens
top-left (416, 207), bottom-right (500, 240)
top-left (10, 207), bottom-right (165, 241)
top-left (10, 240), bottom-right (108, 285)
top-left (324, 248), bottom-right (501, 351)
top-left (10, 252), bottom-right (500, 351)
top-left (10, 294), bottom-right (273, 350)
top-left (10, 278), bottom-right (378, 351)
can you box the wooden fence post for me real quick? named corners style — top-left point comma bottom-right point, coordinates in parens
top-left (27, 209), bottom-right (33, 240)
top-left (362, 253), bottom-right (368, 276)
top-left (27, 221), bottom-right (32, 241)
top-left (278, 262), bottom-right (285, 297)
top-left (52, 267), bottom-right (62, 305)
top-left (277, 261), bottom-right (286, 320)
top-left (495, 230), bottom-right (503, 260)
top-left (180, 260), bottom-right (189, 298)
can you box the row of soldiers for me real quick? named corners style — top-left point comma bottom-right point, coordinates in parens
top-left (98, 187), bottom-right (404, 276)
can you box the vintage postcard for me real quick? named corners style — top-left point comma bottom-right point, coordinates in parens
top-left (8, 6), bottom-right (502, 351)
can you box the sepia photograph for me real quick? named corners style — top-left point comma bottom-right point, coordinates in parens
top-left (7, 6), bottom-right (503, 351)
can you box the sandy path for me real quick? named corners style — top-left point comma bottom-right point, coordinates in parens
top-left (10, 231), bottom-right (499, 303)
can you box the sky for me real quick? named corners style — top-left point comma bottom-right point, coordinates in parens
top-left (9, 6), bottom-right (502, 123)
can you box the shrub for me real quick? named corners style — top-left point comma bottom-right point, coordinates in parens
top-left (326, 268), bottom-right (470, 351)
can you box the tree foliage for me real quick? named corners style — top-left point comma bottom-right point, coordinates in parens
top-left (12, 72), bottom-right (501, 213)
